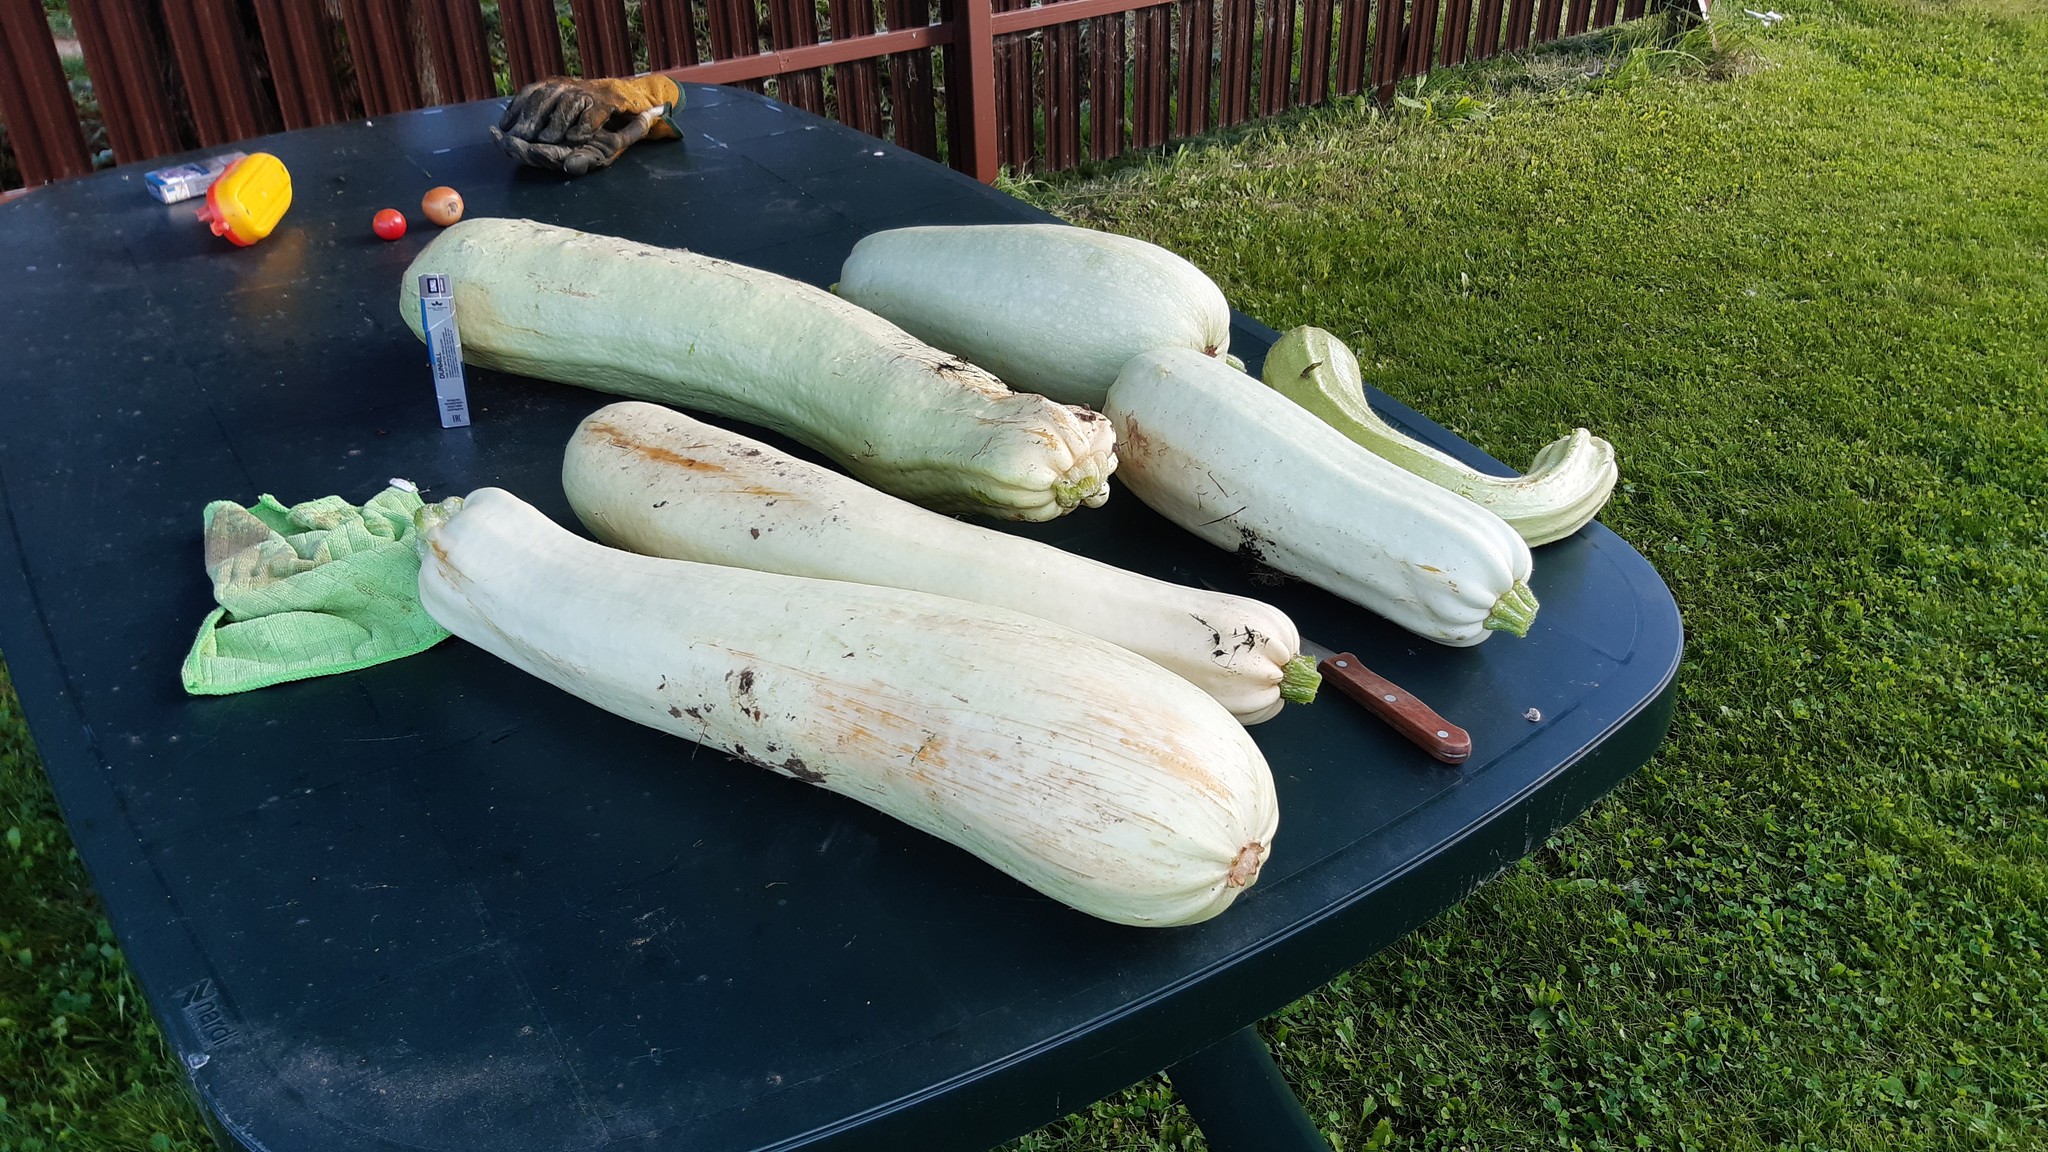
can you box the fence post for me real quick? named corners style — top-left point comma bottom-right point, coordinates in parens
top-left (0, 0), bottom-right (91, 185)
top-left (953, 0), bottom-right (1000, 182)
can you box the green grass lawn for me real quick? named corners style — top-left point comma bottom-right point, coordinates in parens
top-left (5, 0), bottom-right (2046, 1147)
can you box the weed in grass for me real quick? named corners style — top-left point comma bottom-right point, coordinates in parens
top-left (1595, 13), bottom-right (1764, 89)
top-left (1393, 76), bottom-right (1497, 126)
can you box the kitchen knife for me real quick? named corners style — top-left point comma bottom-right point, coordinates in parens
top-left (1297, 636), bottom-right (1472, 765)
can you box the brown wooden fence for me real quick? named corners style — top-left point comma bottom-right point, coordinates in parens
top-left (0, 0), bottom-right (1653, 192)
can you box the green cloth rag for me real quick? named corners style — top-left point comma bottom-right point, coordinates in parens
top-left (181, 484), bottom-right (449, 695)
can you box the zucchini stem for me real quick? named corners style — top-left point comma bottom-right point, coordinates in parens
top-left (1278, 654), bottom-right (1322, 704)
top-left (412, 495), bottom-right (464, 543)
top-left (1484, 580), bottom-right (1540, 637)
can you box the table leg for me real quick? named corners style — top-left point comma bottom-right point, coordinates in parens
top-left (1166, 1025), bottom-right (1331, 1152)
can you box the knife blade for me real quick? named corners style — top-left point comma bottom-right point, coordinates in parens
top-left (1297, 636), bottom-right (1472, 765)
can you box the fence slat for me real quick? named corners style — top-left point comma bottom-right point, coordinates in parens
top-left (1472, 0), bottom-right (1506, 57)
top-left (992, 0), bottom-right (1032, 170)
top-left (704, 0), bottom-right (758, 59)
top-left (1333, 0), bottom-right (1372, 94)
top-left (0, 0), bottom-right (90, 185)
top-left (998, 32), bottom-right (1031, 171)
top-left (161, 0), bottom-right (274, 146)
top-left (1088, 12), bottom-right (1125, 160)
top-left (1440, 0), bottom-right (1471, 65)
top-left (1404, 0), bottom-right (1440, 78)
top-left (1171, 0), bottom-right (1210, 138)
top-left (1298, 0), bottom-right (1335, 105)
top-left (883, 0), bottom-right (939, 157)
top-left (1533, 0), bottom-right (1565, 43)
top-left (1217, 0), bottom-right (1254, 125)
top-left (829, 0), bottom-right (886, 136)
top-left (1565, 0), bottom-right (1592, 36)
top-left (569, 0), bottom-right (636, 77)
top-left (1259, 0), bottom-right (1296, 116)
top-left (1592, 0), bottom-right (1618, 28)
top-left (67, 0), bottom-right (183, 165)
top-left (1131, 2), bottom-right (1169, 146)
top-left (417, 0), bottom-right (494, 103)
top-left (642, 0), bottom-right (700, 69)
top-left (501, 0), bottom-right (567, 86)
top-left (1044, 16), bottom-right (1081, 169)
top-left (1370, 0), bottom-right (1402, 98)
top-left (702, 0), bottom-right (765, 91)
top-left (1041, 0), bottom-right (1084, 169)
top-left (767, 0), bottom-right (827, 112)
top-left (249, 0), bottom-right (346, 128)
top-left (338, 0), bottom-right (423, 115)
top-left (1622, 0), bottom-right (1646, 18)
top-left (1504, 0), bottom-right (1535, 48)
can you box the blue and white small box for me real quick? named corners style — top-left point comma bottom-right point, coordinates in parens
top-left (417, 274), bottom-right (472, 429)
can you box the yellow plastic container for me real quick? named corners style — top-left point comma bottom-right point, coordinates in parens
top-left (197, 152), bottom-right (292, 247)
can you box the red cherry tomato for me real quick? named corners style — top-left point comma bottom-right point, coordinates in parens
top-left (372, 208), bottom-right (407, 241)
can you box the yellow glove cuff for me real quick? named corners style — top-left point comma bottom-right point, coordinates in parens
top-left (590, 76), bottom-right (684, 140)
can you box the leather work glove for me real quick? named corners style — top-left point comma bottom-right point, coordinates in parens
top-left (491, 75), bottom-right (683, 176)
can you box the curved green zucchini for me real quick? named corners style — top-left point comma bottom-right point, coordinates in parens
top-left (1262, 327), bottom-right (1618, 546)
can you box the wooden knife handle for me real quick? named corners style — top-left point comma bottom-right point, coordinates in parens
top-left (1318, 652), bottom-right (1472, 765)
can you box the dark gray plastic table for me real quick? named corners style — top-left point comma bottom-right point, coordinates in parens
top-left (0, 86), bottom-right (1681, 1151)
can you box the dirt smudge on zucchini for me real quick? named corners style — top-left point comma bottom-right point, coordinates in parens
top-left (587, 421), bottom-right (727, 473)
top-left (726, 667), bottom-right (765, 722)
top-left (1119, 418), bottom-right (1154, 459)
top-left (781, 756), bottom-right (826, 784)
top-left (1235, 525), bottom-right (1267, 563)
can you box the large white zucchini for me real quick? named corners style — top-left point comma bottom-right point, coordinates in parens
top-left (835, 223), bottom-right (1235, 407)
top-left (1104, 349), bottom-right (1539, 647)
top-left (399, 218), bottom-right (1116, 522)
top-left (414, 487), bottom-right (1279, 927)
top-left (561, 401), bottom-right (1322, 724)
top-left (1262, 327), bottom-right (1618, 547)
